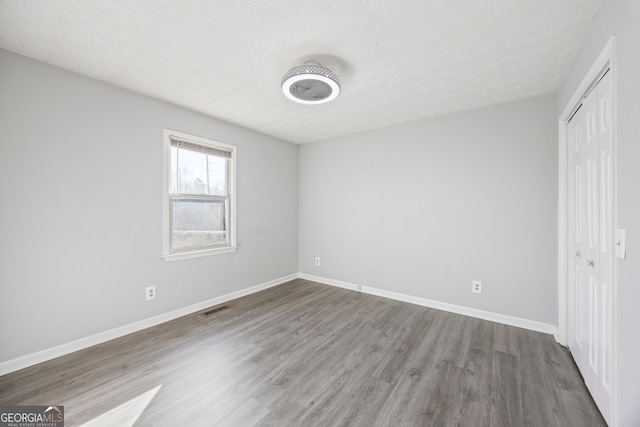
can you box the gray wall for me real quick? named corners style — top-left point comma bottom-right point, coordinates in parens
top-left (558, 1), bottom-right (640, 425)
top-left (0, 49), bottom-right (299, 363)
top-left (299, 95), bottom-right (558, 325)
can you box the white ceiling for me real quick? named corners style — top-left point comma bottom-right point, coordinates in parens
top-left (0, 0), bottom-right (600, 144)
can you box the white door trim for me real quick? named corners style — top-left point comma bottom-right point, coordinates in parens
top-left (557, 35), bottom-right (617, 425)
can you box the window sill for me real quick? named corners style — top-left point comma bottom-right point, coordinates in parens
top-left (162, 246), bottom-right (237, 262)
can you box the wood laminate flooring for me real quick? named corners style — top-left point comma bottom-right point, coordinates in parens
top-left (0, 279), bottom-right (607, 426)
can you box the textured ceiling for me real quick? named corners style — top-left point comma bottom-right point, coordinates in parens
top-left (0, 0), bottom-right (600, 143)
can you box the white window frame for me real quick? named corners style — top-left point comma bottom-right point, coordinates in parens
top-left (162, 129), bottom-right (237, 261)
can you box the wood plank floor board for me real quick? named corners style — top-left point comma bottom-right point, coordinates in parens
top-left (372, 311), bottom-right (451, 425)
top-left (0, 279), bottom-right (607, 426)
top-left (371, 309), bottom-right (431, 385)
top-left (455, 319), bottom-right (494, 426)
top-left (519, 330), bottom-right (567, 427)
top-left (493, 323), bottom-right (520, 357)
top-left (490, 350), bottom-right (524, 427)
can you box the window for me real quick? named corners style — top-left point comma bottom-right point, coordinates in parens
top-left (163, 129), bottom-right (236, 261)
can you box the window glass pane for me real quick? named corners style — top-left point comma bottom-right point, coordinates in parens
top-left (208, 156), bottom-right (227, 196)
top-left (172, 148), bottom-right (227, 196)
top-left (176, 149), bottom-right (208, 194)
top-left (172, 198), bottom-right (226, 250)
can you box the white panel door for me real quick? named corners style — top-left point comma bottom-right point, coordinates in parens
top-left (568, 70), bottom-right (613, 425)
top-left (567, 98), bottom-right (584, 361)
top-left (590, 70), bottom-right (613, 424)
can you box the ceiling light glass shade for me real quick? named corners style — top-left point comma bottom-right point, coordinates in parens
top-left (281, 65), bottom-right (341, 105)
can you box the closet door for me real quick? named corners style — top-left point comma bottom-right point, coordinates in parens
top-left (567, 93), bottom-right (584, 364)
top-left (568, 70), bottom-right (613, 425)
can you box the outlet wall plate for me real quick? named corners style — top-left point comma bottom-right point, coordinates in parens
top-left (315, 257), bottom-right (321, 266)
top-left (472, 281), bottom-right (482, 294)
top-left (146, 286), bottom-right (156, 301)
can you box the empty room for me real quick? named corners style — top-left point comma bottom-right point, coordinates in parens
top-left (1, 1), bottom-right (639, 426)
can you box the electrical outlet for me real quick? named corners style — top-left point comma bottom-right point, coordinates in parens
top-left (472, 281), bottom-right (482, 294)
top-left (315, 257), bottom-right (321, 266)
top-left (146, 286), bottom-right (156, 301)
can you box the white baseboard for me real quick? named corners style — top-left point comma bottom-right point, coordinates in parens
top-left (1, 272), bottom-right (558, 377)
top-left (298, 273), bottom-right (360, 291)
top-left (0, 273), bottom-right (298, 376)
top-left (298, 273), bottom-right (558, 336)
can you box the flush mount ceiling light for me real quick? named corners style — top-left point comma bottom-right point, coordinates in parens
top-left (281, 61), bottom-right (341, 105)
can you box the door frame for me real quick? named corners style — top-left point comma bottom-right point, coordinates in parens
top-left (557, 35), bottom-right (617, 424)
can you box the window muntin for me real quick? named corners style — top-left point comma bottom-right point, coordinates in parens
top-left (164, 130), bottom-right (236, 259)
